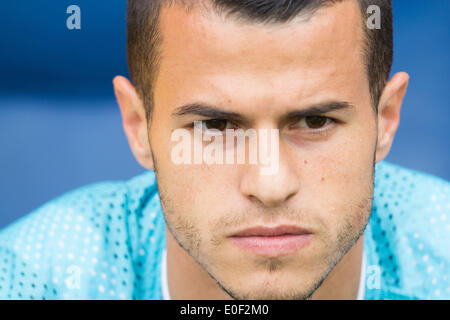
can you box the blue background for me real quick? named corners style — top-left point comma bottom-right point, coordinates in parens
top-left (0, 1), bottom-right (449, 228)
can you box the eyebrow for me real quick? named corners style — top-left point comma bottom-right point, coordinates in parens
top-left (283, 101), bottom-right (354, 119)
top-left (173, 103), bottom-right (247, 123)
top-left (172, 101), bottom-right (353, 123)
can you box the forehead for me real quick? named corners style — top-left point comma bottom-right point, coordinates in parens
top-left (154, 0), bottom-right (369, 112)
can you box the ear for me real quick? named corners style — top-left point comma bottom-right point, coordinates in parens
top-left (375, 72), bottom-right (410, 163)
top-left (113, 76), bottom-right (154, 170)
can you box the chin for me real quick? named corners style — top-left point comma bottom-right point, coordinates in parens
top-left (214, 267), bottom-right (322, 300)
top-left (225, 283), bottom-right (317, 300)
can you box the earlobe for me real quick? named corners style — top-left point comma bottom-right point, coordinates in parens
top-left (113, 76), bottom-right (154, 170)
top-left (375, 72), bottom-right (410, 163)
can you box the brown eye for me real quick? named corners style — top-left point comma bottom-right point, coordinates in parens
top-left (203, 119), bottom-right (229, 131)
top-left (305, 116), bottom-right (328, 129)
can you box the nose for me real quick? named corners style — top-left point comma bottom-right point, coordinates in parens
top-left (239, 144), bottom-right (300, 208)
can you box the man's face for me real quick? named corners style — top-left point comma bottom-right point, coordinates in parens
top-left (150, 0), bottom-right (377, 299)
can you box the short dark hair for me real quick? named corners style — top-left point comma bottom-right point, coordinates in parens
top-left (126, 0), bottom-right (393, 120)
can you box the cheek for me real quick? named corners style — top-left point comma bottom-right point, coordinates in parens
top-left (299, 126), bottom-right (376, 235)
top-left (317, 119), bottom-right (377, 185)
top-left (150, 120), bottom-right (239, 233)
top-left (156, 157), bottom-right (237, 232)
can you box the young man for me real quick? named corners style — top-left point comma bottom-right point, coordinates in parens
top-left (0, 0), bottom-right (448, 300)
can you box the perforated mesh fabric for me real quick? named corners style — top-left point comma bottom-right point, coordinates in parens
top-left (0, 161), bottom-right (448, 299)
top-left (0, 172), bottom-right (166, 300)
top-left (364, 162), bottom-right (449, 299)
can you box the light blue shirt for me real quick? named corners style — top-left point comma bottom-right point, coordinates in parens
top-left (0, 161), bottom-right (449, 299)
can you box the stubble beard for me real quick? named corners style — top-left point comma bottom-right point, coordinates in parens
top-left (151, 150), bottom-right (375, 300)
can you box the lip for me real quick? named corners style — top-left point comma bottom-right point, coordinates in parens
top-left (229, 225), bottom-right (313, 256)
top-left (231, 225), bottom-right (311, 237)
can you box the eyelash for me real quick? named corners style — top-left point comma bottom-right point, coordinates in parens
top-left (289, 116), bottom-right (337, 132)
top-left (188, 119), bottom-right (239, 132)
top-left (189, 116), bottom-right (338, 133)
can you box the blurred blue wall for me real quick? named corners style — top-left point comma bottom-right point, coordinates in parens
top-left (0, 0), bottom-right (449, 228)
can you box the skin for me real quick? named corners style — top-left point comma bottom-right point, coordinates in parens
top-left (113, 0), bottom-right (409, 299)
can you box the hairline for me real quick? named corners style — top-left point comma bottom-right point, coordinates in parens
top-left (132, 0), bottom-right (383, 122)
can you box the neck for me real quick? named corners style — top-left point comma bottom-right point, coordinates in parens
top-left (165, 226), bottom-right (364, 300)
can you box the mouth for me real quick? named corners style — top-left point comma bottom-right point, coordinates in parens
top-left (229, 225), bottom-right (313, 257)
